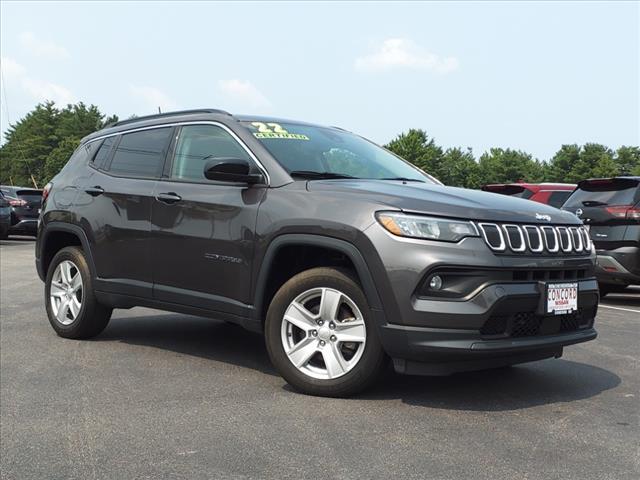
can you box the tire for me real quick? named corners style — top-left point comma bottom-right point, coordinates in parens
top-left (45, 246), bottom-right (112, 339)
top-left (265, 267), bottom-right (387, 397)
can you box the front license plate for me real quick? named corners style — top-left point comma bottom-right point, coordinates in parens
top-left (547, 282), bottom-right (578, 315)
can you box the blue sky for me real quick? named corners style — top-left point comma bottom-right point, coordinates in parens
top-left (1, 1), bottom-right (638, 159)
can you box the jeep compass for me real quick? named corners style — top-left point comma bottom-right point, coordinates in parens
top-left (36, 109), bottom-right (598, 397)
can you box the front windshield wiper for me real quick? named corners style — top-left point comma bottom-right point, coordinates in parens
top-left (289, 171), bottom-right (357, 180)
top-left (378, 177), bottom-right (426, 183)
top-left (582, 200), bottom-right (608, 207)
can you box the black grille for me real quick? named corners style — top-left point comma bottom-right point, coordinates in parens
top-left (511, 312), bottom-right (540, 337)
top-left (480, 315), bottom-right (509, 335)
top-left (480, 308), bottom-right (592, 338)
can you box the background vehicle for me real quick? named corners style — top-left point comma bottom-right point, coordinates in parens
top-left (0, 186), bottom-right (42, 237)
top-left (0, 191), bottom-right (10, 239)
top-left (562, 177), bottom-right (640, 296)
top-left (482, 182), bottom-right (576, 208)
top-left (35, 109), bottom-right (598, 397)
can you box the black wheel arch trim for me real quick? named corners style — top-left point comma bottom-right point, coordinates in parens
top-left (37, 222), bottom-right (97, 282)
top-left (252, 234), bottom-right (385, 323)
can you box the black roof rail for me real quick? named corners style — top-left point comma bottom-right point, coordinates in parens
top-left (107, 108), bottom-right (232, 128)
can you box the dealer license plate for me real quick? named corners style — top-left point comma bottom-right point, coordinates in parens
top-left (546, 282), bottom-right (578, 315)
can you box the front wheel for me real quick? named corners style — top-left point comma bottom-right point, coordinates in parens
top-left (45, 246), bottom-right (112, 339)
top-left (265, 267), bottom-right (387, 397)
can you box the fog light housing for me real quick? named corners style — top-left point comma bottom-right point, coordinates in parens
top-left (429, 275), bottom-right (443, 290)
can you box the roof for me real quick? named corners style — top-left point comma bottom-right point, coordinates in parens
top-left (82, 109), bottom-right (342, 144)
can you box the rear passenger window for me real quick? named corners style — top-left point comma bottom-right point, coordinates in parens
top-left (92, 137), bottom-right (116, 169)
top-left (548, 191), bottom-right (572, 208)
top-left (171, 125), bottom-right (252, 181)
top-left (108, 128), bottom-right (172, 178)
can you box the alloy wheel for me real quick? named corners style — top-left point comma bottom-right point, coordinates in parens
top-left (281, 287), bottom-right (367, 380)
top-left (50, 260), bottom-right (83, 326)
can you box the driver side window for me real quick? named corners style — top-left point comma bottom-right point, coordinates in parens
top-left (171, 125), bottom-right (252, 181)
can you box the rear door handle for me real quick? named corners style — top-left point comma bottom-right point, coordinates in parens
top-left (156, 192), bottom-right (182, 204)
top-left (85, 186), bottom-right (104, 196)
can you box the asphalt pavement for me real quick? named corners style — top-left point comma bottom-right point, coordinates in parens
top-left (1, 237), bottom-right (638, 480)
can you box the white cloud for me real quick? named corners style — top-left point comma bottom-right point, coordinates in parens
top-left (129, 85), bottom-right (177, 112)
top-left (22, 78), bottom-right (75, 105)
top-left (1, 56), bottom-right (75, 105)
top-left (1, 56), bottom-right (27, 78)
top-left (19, 32), bottom-right (70, 60)
top-left (355, 38), bottom-right (459, 74)
top-left (218, 79), bottom-right (271, 109)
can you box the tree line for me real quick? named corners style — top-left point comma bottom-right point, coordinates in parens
top-left (1, 102), bottom-right (638, 188)
top-left (385, 129), bottom-right (640, 188)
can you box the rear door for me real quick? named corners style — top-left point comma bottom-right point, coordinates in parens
top-left (74, 127), bottom-right (174, 297)
top-left (150, 123), bottom-right (266, 316)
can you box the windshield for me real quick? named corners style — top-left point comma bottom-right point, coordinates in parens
top-left (242, 121), bottom-right (438, 183)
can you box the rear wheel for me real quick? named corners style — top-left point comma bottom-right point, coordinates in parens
top-left (265, 267), bottom-right (387, 397)
top-left (45, 246), bottom-right (112, 339)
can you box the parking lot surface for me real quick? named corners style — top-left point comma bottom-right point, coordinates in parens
top-left (1, 237), bottom-right (639, 480)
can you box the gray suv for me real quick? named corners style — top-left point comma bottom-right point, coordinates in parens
top-left (36, 109), bottom-right (598, 396)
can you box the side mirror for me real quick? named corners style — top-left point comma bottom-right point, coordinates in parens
top-left (203, 157), bottom-right (264, 184)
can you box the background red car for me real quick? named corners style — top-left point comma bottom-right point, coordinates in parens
top-left (481, 182), bottom-right (576, 208)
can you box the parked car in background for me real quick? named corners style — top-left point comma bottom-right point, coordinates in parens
top-left (482, 183), bottom-right (576, 208)
top-left (0, 186), bottom-right (42, 237)
top-left (0, 191), bottom-right (10, 239)
top-left (562, 177), bottom-right (640, 296)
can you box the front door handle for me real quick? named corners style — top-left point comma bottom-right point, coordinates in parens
top-left (85, 186), bottom-right (104, 196)
top-left (156, 192), bottom-right (182, 204)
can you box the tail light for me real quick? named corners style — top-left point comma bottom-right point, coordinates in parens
top-left (42, 182), bottom-right (53, 203)
top-left (605, 205), bottom-right (640, 220)
top-left (8, 198), bottom-right (27, 207)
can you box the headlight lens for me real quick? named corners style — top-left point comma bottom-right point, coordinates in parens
top-left (376, 212), bottom-right (479, 242)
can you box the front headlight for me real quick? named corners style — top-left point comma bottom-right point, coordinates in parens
top-left (376, 212), bottom-right (479, 242)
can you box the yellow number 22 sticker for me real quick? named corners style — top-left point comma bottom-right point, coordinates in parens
top-left (251, 122), bottom-right (309, 140)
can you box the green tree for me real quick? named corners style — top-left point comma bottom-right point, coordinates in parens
top-left (0, 102), bottom-right (59, 186)
top-left (0, 101), bottom-right (116, 186)
top-left (544, 144), bottom-right (580, 182)
top-left (565, 143), bottom-right (616, 182)
top-left (385, 129), bottom-right (443, 176)
top-left (477, 148), bottom-right (544, 185)
top-left (615, 146), bottom-right (640, 175)
top-left (439, 147), bottom-right (481, 188)
top-left (44, 137), bottom-right (81, 181)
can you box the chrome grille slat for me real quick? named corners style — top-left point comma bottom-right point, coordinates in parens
top-left (475, 222), bottom-right (590, 255)
top-left (556, 226), bottom-right (572, 252)
top-left (541, 226), bottom-right (559, 253)
top-left (580, 226), bottom-right (591, 250)
top-left (570, 227), bottom-right (583, 252)
top-left (478, 223), bottom-right (506, 251)
top-left (523, 226), bottom-right (544, 253)
top-left (502, 224), bottom-right (526, 252)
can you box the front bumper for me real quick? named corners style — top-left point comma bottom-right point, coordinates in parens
top-left (382, 322), bottom-right (597, 375)
top-left (365, 224), bottom-right (599, 374)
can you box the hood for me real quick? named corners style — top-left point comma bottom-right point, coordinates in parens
top-left (307, 180), bottom-right (581, 224)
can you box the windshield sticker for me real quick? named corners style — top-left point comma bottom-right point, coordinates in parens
top-left (251, 122), bottom-right (309, 140)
